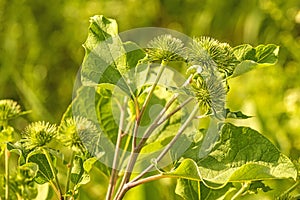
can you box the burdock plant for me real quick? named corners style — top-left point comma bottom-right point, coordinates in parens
top-left (3, 15), bottom-right (295, 200)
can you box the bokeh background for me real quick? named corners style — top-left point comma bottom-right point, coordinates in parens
top-left (1, 0), bottom-right (300, 199)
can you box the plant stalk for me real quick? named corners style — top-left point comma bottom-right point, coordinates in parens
top-left (130, 105), bottom-right (199, 183)
top-left (125, 174), bottom-right (165, 189)
top-left (132, 61), bottom-right (166, 146)
top-left (106, 97), bottom-right (127, 200)
top-left (5, 146), bottom-right (10, 200)
top-left (114, 61), bottom-right (166, 199)
top-left (42, 148), bottom-right (63, 199)
top-left (114, 72), bottom-right (193, 200)
top-left (65, 151), bottom-right (75, 196)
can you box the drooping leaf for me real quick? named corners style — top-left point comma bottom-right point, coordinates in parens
top-left (225, 108), bottom-right (252, 119)
top-left (231, 44), bottom-right (279, 78)
top-left (27, 151), bottom-right (55, 184)
top-left (255, 44), bottom-right (279, 63)
top-left (197, 123), bottom-right (297, 184)
top-left (165, 123), bottom-right (297, 186)
top-left (81, 15), bottom-right (132, 95)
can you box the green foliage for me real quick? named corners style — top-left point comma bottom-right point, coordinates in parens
top-left (231, 44), bottom-right (279, 77)
top-left (0, 8), bottom-right (299, 200)
top-left (81, 15), bottom-right (131, 95)
top-left (27, 151), bottom-right (55, 184)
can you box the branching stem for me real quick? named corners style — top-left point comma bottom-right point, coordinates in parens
top-left (115, 61), bottom-right (167, 199)
top-left (114, 71), bottom-right (193, 200)
top-left (125, 174), bottom-right (165, 189)
top-left (130, 105), bottom-right (198, 183)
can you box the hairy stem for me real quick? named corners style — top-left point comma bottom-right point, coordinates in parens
top-left (130, 105), bottom-right (198, 183)
top-left (106, 97), bottom-right (127, 200)
top-left (125, 174), bottom-right (165, 189)
top-left (42, 148), bottom-right (63, 199)
top-left (119, 121), bottom-right (133, 167)
top-left (115, 61), bottom-right (167, 199)
top-left (65, 151), bottom-right (75, 196)
top-left (133, 60), bottom-right (167, 146)
top-left (5, 146), bottom-right (10, 200)
top-left (114, 72), bottom-right (193, 200)
top-left (156, 97), bottom-right (194, 126)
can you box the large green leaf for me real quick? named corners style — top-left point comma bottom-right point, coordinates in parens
top-left (165, 123), bottom-right (296, 185)
top-left (197, 123), bottom-right (296, 183)
top-left (95, 86), bottom-right (119, 143)
top-left (81, 15), bottom-right (131, 95)
top-left (27, 151), bottom-right (55, 184)
top-left (231, 44), bottom-right (279, 78)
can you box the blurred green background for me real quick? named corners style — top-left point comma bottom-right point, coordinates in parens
top-left (1, 0), bottom-right (300, 199)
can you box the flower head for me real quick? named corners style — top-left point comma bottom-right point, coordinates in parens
top-left (190, 73), bottom-right (226, 117)
top-left (187, 37), bottom-right (238, 77)
top-left (0, 99), bottom-right (22, 122)
top-left (146, 34), bottom-right (185, 62)
top-left (22, 121), bottom-right (57, 149)
top-left (58, 116), bottom-right (99, 153)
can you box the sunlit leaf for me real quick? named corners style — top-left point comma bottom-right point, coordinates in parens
top-left (166, 123), bottom-right (297, 186)
top-left (231, 44), bottom-right (279, 78)
top-left (81, 15), bottom-right (131, 95)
